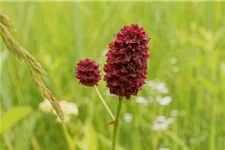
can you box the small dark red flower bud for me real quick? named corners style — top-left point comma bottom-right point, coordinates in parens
top-left (75, 59), bottom-right (101, 86)
top-left (104, 24), bottom-right (150, 99)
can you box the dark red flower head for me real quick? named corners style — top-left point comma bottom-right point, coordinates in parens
top-left (104, 24), bottom-right (150, 99)
top-left (75, 59), bottom-right (101, 86)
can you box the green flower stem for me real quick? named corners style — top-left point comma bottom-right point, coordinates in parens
top-left (94, 85), bottom-right (115, 123)
top-left (61, 124), bottom-right (75, 150)
top-left (3, 134), bottom-right (13, 150)
top-left (112, 98), bottom-right (123, 150)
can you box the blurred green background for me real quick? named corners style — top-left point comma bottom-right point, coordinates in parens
top-left (1, 1), bottom-right (225, 150)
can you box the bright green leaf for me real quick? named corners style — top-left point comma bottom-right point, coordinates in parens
top-left (0, 106), bottom-right (33, 135)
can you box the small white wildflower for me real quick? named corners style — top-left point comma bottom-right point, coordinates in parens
top-left (147, 80), bottom-right (169, 94)
top-left (152, 116), bottom-right (173, 131)
top-left (157, 96), bottom-right (172, 106)
top-left (152, 122), bottom-right (168, 131)
top-left (156, 115), bottom-right (167, 122)
top-left (159, 148), bottom-right (170, 150)
top-left (170, 109), bottom-right (179, 117)
top-left (170, 57), bottom-right (177, 64)
top-left (172, 66), bottom-right (179, 72)
top-left (40, 99), bottom-right (78, 123)
top-left (59, 100), bottom-right (79, 116)
top-left (39, 99), bottom-right (52, 113)
top-left (147, 80), bottom-right (155, 87)
top-left (135, 96), bottom-right (149, 105)
top-left (123, 113), bottom-right (133, 123)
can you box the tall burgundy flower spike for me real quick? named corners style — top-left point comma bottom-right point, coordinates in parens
top-left (75, 58), bottom-right (101, 86)
top-left (104, 24), bottom-right (150, 99)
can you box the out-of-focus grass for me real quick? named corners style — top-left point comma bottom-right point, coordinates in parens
top-left (0, 2), bottom-right (225, 150)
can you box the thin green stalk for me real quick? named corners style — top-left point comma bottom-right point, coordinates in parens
top-left (112, 98), bottom-right (123, 150)
top-left (61, 124), bottom-right (75, 150)
top-left (94, 85), bottom-right (115, 124)
top-left (3, 134), bottom-right (13, 150)
top-left (31, 136), bottom-right (41, 150)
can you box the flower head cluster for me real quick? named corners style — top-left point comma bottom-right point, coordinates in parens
top-left (75, 59), bottom-right (101, 86)
top-left (104, 24), bottom-right (150, 99)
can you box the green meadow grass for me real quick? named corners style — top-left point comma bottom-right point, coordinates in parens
top-left (1, 2), bottom-right (225, 150)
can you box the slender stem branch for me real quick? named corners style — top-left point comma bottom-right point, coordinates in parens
top-left (3, 134), bottom-right (13, 150)
top-left (61, 124), bottom-right (75, 150)
top-left (112, 98), bottom-right (123, 150)
top-left (31, 136), bottom-right (41, 150)
top-left (94, 85), bottom-right (115, 123)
